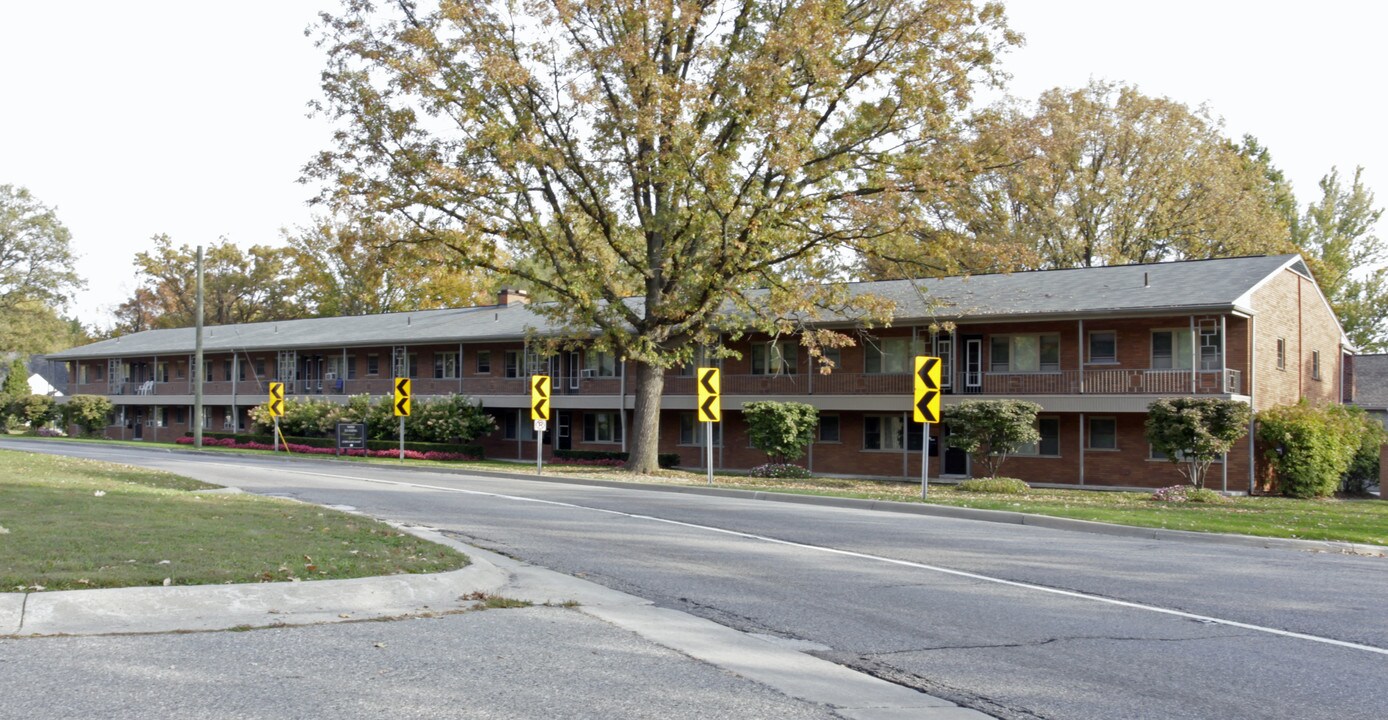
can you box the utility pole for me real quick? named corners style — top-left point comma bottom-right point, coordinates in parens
top-left (193, 245), bottom-right (205, 449)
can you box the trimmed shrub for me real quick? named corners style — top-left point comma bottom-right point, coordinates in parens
top-left (742, 401), bottom-right (818, 463)
top-left (19, 394), bottom-right (60, 427)
top-left (247, 394), bottom-right (496, 445)
top-left (1332, 406), bottom-right (1386, 494)
top-left (943, 400), bottom-right (1042, 478)
top-left (554, 449), bottom-right (678, 468)
top-left (1256, 402), bottom-right (1362, 498)
top-left (1145, 397), bottom-right (1252, 489)
top-left (187, 431), bottom-right (482, 457)
top-left (64, 395), bottom-right (113, 437)
top-left (749, 463), bottom-right (812, 479)
top-left (957, 477), bottom-right (1030, 494)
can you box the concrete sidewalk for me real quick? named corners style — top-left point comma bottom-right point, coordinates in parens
top-left (0, 525), bottom-right (989, 720)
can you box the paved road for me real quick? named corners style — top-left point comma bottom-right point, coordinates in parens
top-left (8, 440), bottom-right (1387, 719)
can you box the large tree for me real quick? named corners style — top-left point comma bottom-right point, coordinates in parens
top-left (308, 0), bottom-right (1015, 472)
top-left (865, 82), bottom-right (1291, 278)
top-left (117, 235), bottom-right (298, 330)
top-left (0, 185), bottom-right (84, 348)
top-left (285, 218), bottom-right (497, 317)
top-left (1292, 167), bottom-right (1385, 351)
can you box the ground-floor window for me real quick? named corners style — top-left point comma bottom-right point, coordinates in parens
top-left (1087, 417), bottom-right (1117, 450)
top-left (818, 414), bottom-right (840, 443)
top-left (583, 412), bottom-right (622, 443)
top-left (863, 415), bottom-right (925, 451)
top-left (500, 409), bottom-right (536, 441)
top-left (1014, 417), bottom-right (1060, 456)
top-left (679, 412), bottom-right (722, 446)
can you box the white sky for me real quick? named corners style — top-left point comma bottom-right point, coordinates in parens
top-left (1, 1), bottom-right (1383, 326)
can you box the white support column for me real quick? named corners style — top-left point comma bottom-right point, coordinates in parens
top-left (1078, 412), bottom-right (1086, 485)
top-left (1220, 315), bottom-right (1228, 392)
top-left (1078, 319), bottom-right (1085, 394)
top-left (1189, 316), bottom-right (1198, 392)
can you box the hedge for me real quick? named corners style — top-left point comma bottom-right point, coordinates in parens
top-left (186, 431), bottom-right (483, 458)
top-left (554, 449), bottom-right (680, 468)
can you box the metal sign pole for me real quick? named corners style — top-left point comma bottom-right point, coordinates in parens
top-left (536, 429), bottom-right (544, 475)
top-left (921, 421), bottom-right (930, 498)
top-left (706, 421), bottom-right (714, 486)
top-left (398, 416), bottom-right (405, 461)
top-left (273, 416), bottom-right (280, 453)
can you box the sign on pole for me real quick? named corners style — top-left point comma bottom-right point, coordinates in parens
top-left (267, 382), bottom-right (285, 417)
top-left (530, 375), bottom-right (551, 420)
top-left (913, 356), bottom-right (941, 423)
top-left (697, 367), bottom-right (720, 486)
top-left (531, 375), bottom-right (550, 474)
top-left (336, 422), bottom-right (367, 456)
top-left (393, 377), bottom-right (412, 417)
top-left (914, 356), bottom-right (942, 498)
top-left (696, 368), bottom-right (721, 422)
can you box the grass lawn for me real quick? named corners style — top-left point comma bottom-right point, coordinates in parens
top-left (7, 435), bottom-right (1387, 547)
top-left (0, 449), bottom-right (468, 592)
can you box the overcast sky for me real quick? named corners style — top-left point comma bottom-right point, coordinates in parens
top-left (2, 1), bottom-right (1382, 326)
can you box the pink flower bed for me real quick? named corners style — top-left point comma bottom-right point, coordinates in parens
top-left (175, 435), bottom-right (477, 462)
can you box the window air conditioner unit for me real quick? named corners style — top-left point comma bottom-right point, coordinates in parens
top-left (581, 369), bottom-right (596, 378)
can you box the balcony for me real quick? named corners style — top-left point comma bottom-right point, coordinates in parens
top-left (663, 368), bottom-right (1243, 396)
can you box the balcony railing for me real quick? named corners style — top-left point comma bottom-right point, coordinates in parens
top-left (84, 367), bottom-right (1245, 400)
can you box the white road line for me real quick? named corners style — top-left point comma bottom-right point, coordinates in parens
top-left (236, 462), bottom-right (1388, 657)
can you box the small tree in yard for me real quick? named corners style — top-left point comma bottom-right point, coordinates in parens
top-left (943, 400), bottom-right (1042, 478)
top-left (1145, 398), bottom-right (1251, 489)
top-left (20, 394), bottom-right (59, 428)
top-left (64, 395), bottom-right (113, 437)
top-left (2, 358), bottom-right (29, 406)
top-left (743, 402), bottom-right (818, 464)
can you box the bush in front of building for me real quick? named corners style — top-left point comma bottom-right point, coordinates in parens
top-left (942, 400), bottom-right (1043, 478)
top-left (64, 395), bottom-right (113, 437)
top-left (749, 463), bottom-right (812, 479)
top-left (1145, 397), bottom-right (1252, 490)
top-left (193, 430), bottom-right (483, 457)
top-left (1338, 407), bottom-right (1386, 494)
top-left (742, 401), bottom-right (819, 464)
top-left (1257, 402), bottom-right (1381, 498)
top-left (248, 394), bottom-right (495, 445)
top-left (957, 477), bottom-right (1030, 494)
top-left (553, 450), bottom-right (680, 468)
top-left (1150, 485), bottom-right (1227, 503)
top-left (18, 394), bottom-right (60, 428)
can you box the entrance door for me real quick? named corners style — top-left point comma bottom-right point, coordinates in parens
top-left (556, 411), bottom-right (572, 450)
top-left (133, 410), bottom-right (145, 440)
top-left (942, 425), bottom-right (968, 476)
top-left (568, 352), bottom-right (580, 391)
top-left (963, 336), bottom-right (983, 393)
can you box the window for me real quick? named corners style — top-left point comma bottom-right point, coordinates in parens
top-left (254, 358), bottom-right (265, 378)
top-left (223, 360), bottom-right (232, 382)
top-left (156, 362), bottom-right (170, 383)
top-left (751, 342), bottom-right (796, 375)
top-left (1088, 331), bottom-right (1117, 364)
top-left (203, 361), bottom-right (213, 383)
top-left (1276, 338), bottom-right (1286, 370)
top-left (583, 412), bottom-right (623, 443)
top-left (991, 335), bottom-right (1060, 372)
top-left (818, 414), bottom-right (841, 443)
top-left (347, 356), bottom-right (357, 380)
top-left (434, 352), bottom-right (460, 379)
top-left (1198, 323), bottom-right (1222, 370)
top-left (817, 347), bottom-right (842, 372)
top-left (1312, 351), bottom-right (1321, 380)
top-left (408, 353), bottom-right (419, 378)
top-left (1087, 417), bottom-right (1117, 450)
top-left (175, 362), bottom-right (185, 380)
top-left (367, 355), bottom-right (379, 376)
top-left (1152, 330), bottom-right (1194, 370)
top-left (585, 350), bottom-right (621, 378)
top-left (934, 338), bottom-right (952, 388)
top-left (172, 407), bottom-right (186, 425)
top-left (863, 415), bottom-right (925, 451)
top-left (1151, 446), bottom-right (1223, 462)
top-left (865, 337), bottom-right (917, 374)
top-left (679, 413), bottom-right (722, 446)
top-left (504, 350), bottom-right (522, 378)
top-left (476, 350), bottom-right (491, 374)
top-left (79, 364), bottom-right (89, 384)
top-left (1015, 417), bottom-right (1060, 456)
top-left (151, 407), bottom-right (166, 428)
top-left (501, 410), bottom-right (536, 441)
top-left (236, 359), bottom-right (245, 382)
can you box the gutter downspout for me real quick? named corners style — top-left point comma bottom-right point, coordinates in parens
top-left (1249, 314), bottom-right (1257, 495)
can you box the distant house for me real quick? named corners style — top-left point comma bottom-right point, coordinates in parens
top-left (1351, 353), bottom-right (1388, 426)
top-left (0, 354), bottom-right (66, 397)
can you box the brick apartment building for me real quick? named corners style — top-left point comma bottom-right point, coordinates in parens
top-left (48, 254), bottom-right (1350, 492)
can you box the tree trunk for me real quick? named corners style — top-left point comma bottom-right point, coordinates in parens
top-left (625, 362), bottom-right (665, 474)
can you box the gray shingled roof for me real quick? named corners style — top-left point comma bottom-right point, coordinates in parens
top-left (1353, 354), bottom-right (1388, 410)
top-left (47, 254), bottom-right (1307, 361)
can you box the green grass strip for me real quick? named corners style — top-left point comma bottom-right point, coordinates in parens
top-left (0, 449), bottom-right (467, 592)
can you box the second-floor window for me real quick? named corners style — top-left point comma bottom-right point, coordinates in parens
top-left (1312, 351), bottom-right (1322, 380)
top-left (434, 352), bottom-right (459, 379)
top-left (504, 350), bottom-right (521, 378)
top-left (476, 350), bottom-right (491, 374)
top-left (1152, 330), bottom-right (1193, 370)
top-left (1088, 331), bottom-right (1117, 364)
top-left (751, 343), bottom-right (796, 375)
top-left (585, 350), bottom-right (621, 377)
top-left (865, 337), bottom-right (917, 374)
top-left (991, 334), bottom-right (1060, 373)
top-left (1276, 338), bottom-right (1287, 370)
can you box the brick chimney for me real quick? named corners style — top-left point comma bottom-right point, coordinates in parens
top-left (497, 287), bottom-right (530, 306)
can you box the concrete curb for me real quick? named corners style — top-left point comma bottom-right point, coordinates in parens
top-left (6, 438), bottom-right (1384, 558)
top-left (0, 526), bottom-right (507, 637)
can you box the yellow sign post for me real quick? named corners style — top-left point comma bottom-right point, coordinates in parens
top-left (697, 368), bottom-right (721, 485)
top-left (268, 382), bottom-right (285, 451)
top-left (394, 377), bottom-right (411, 460)
top-left (531, 375), bottom-right (550, 474)
top-left (914, 356), bottom-right (942, 497)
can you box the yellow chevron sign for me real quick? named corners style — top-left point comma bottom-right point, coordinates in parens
top-left (913, 356), bottom-right (941, 423)
top-left (531, 375), bottom-right (551, 420)
top-left (267, 382), bottom-right (284, 417)
top-left (696, 367), bottom-right (721, 422)
top-left (394, 377), bottom-right (411, 417)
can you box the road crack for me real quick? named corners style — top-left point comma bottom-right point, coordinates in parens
top-left (871, 632), bottom-right (1250, 654)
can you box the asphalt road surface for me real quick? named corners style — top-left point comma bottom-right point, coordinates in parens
top-left (7, 440), bottom-right (1387, 720)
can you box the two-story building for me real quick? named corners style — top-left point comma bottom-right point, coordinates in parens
top-left (48, 254), bottom-right (1350, 492)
